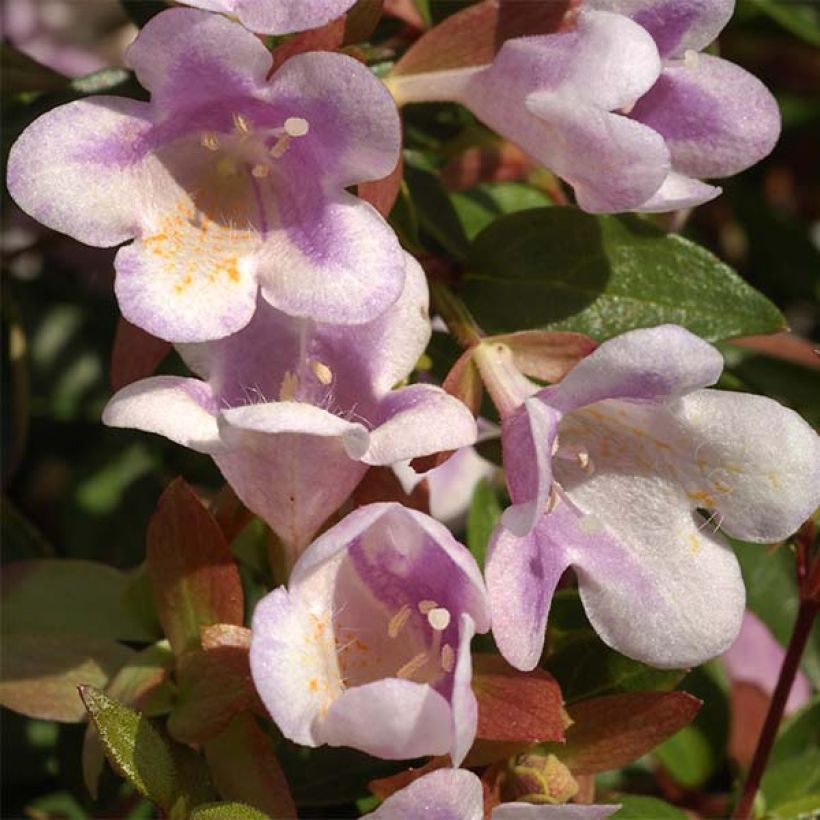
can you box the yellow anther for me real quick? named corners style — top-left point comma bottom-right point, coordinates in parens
top-left (387, 604), bottom-right (412, 638)
top-left (200, 132), bottom-right (220, 151)
top-left (396, 651), bottom-right (428, 680)
top-left (251, 163), bottom-right (270, 179)
top-left (417, 600), bottom-right (437, 614)
top-left (233, 112), bottom-right (252, 134)
top-left (279, 371), bottom-right (299, 401)
top-left (311, 360), bottom-right (333, 385)
top-left (441, 644), bottom-right (455, 673)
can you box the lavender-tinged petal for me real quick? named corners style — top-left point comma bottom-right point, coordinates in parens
top-left (102, 375), bottom-right (222, 453)
top-left (634, 171), bottom-right (721, 212)
top-left (722, 611), bottom-right (811, 715)
top-left (266, 50), bottom-right (401, 187)
top-left (257, 189), bottom-right (405, 326)
top-left (7, 97), bottom-right (152, 247)
top-left (493, 803), bottom-right (621, 819)
top-left (366, 768), bottom-right (484, 820)
top-left (586, 0), bottom-right (734, 57)
top-left (501, 398), bottom-right (561, 538)
top-left (450, 614), bottom-right (479, 767)
top-left (631, 55), bottom-right (781, 179)
top-left (316, 679), bottom-right (453, 759)
top-left (670, 390), bottom-right (820, 542)
top-left (125, 8), bottom-right (272, 111)
top-left (485, 522), bottom-right (571, 671)
top-left (249, 587), bottom-right (327, 746)
top-left (235, 0), bottom-right (356, 36)
top-left (364, 385), bottom-right (477, 466)
top-left (542, 324), bottom-right (723, 414)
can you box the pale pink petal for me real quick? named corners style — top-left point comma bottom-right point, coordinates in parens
top-left (367, 768), bottom-right (483, 820)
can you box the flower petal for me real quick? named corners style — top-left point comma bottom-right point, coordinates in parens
top-left (7, 96), bottom-right (152, 247)
top-left (501, 398), bottom-right (561, 538)
top-left (257, 188), bottom-right (405, 325)
top-left (493, 803), bottom-right (621, 819)
top-left (125, 8), bottom-right (272, 111)
top-left (450, 614), bottom-right (479, 767)
top-left (669, 389), bottom-right (820, 542)
top-left (366, 768), bottom-right (483, 820)
top-left (485, 521), bottom-right (570, 672)
top-left (234, 0), bottom-right (355, 36)
top-left (266, 50), bottom-right (401, 187)
top-left (363, 385), bottom-right (478, 466)
top-left (634, 171), bottom-right (721, 212)
top-left (543, 324), bottom-right (723, 413)
top-left (586, 0), bottom-right (734, 57)
top-left (631, 55), bottom-right (781, 179)
top-left (316, 678), bottom-right (453, 759)
top-left (102, 375), bottom-right (222, 453)
top-left (249, 587), bottom-right (328, 746)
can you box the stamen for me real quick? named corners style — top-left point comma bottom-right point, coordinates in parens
top-left (551, 436), bottom-right (560, 456)
top-left (233, 112), bottom-right (252, 134)
top-left (417, 600), bottom-right (437, 614)
top-left (251, 163), bottom-right (270, 179)
top-left (285, 117), bottom-right (310, 137)
top-left (427, 607), bottom-right (451, 631)
top-left (201, 133), bottom-right (220, 151)
top-left (311, 360), bottom-right (333, 385)
top-left (279, 371), bottom-right (299, 401)
top-left (387, 604), bottom-right (412, 638)
top-left (683, 49), bottom-right (700, 70)
top-left (579, 514), bottom-right (603, 534)
top-left (441, 644), bottom-right (455, 673)
top-left (396, 651), bottom-right (428, 680)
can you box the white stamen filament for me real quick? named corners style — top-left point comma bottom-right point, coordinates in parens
top-left (387, 604), bottom-right (412, 638)
top-left (427, 607), bottom-right (451, 631)
top-left (441, 643), bottom-right (455, 673)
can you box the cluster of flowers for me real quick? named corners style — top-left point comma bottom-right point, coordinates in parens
top-left (7, 0), bottom-right (819, 815)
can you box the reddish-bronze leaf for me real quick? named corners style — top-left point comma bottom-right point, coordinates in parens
top-left (552, 691), bottom-right (702, 774)
top-left (730, 331), bottom-right (820, 370)
top-left (206, 713), bottom-right (296, 819)
top-left (492, 330), bottom-right (597, 383)
top-left (351, 466), bottom-right (430, 513)
top-left (211, 485), bottom-right (253, 543)
top-left (146, 479), bottom-right (244, 656)
top-left (384, 0), bottom-right (426, 27)
top-left (392, 0), bottom-right (574, 76)
top-left (369, 757), bottom-right (448, 800)
top-left (270, 17), bottom-right (346, 74)
top-left (344, 0), bottom-right (384, 43)
top-left (358, 154), bottom-right (404, 218)
top-left (473, 654), bottom-right (565, 743)
top-left (443, 349), bottom-right (483, 416)
top-left (167, 646), bottom-right (263, 745)
top-left (440, 141), bottom-right (533, 192)
top-left (110, 317), bottom-right (171, 391)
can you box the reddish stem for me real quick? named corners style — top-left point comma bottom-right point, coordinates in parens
top-left (731, 596), bottom-right (818, 819)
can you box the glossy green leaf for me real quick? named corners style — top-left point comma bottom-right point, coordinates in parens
top-left (466, 479), bottom-right (502, 569)
top-left (748, 0), bottom-right (820, 46)
top-left (1, 634), bottom-right (133, 722)
top-left (461, 208), bottom-right (785, 341)
top-left (2, 559), bottom-right (156, 642)
top-left (451, 181), bottom-right (553, 240)
top-left (770, 697), bottom-right (820, 768)
top-left (190, 803), bottom-right (270, 820)
top-left (609, 795), bottom-right (687, 819)
top-left (762, 749), bottom-right (820, 810)
top-left (767, 793), bottom-right (820, 820)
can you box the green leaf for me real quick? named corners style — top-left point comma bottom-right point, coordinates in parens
top-left (467, 479), bottom-right (502, 569)
top-left (1, 497), bottom-right (54, 562)
top-left (748, 0), bottom-right (820, 46)
top-left (190, 803), bottom-right (270, 820)
top-left (734, 540), bottom-right (820, 686)
top-left (461, 208), bottom-right (785, 342)
top-left (2, 559), bottom-right (156, 642)
top-left (770, 697), bottom-right (820, 768)
top-left (654, 663), bottom-right (729, 789)
top-left (766, 793), bottom-right (820, 820)
top-left (0, 634), bottom-right (134, 722)
top-left (451, 181), bottom-right (553, 240)
top-left (762, 749), bottom-right (820, 810)
top-left (609, 795), bottom-right (688, 819)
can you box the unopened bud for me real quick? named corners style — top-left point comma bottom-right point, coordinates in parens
top-left (505, 753), bottom-right (579, 805)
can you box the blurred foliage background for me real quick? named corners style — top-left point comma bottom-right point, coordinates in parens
top-left (1, 0), bottom-right (819, 816)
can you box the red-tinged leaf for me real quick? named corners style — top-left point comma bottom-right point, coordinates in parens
top-left (1, 634), bottom-right (133, 722)
top-left (82, 642), bottom-right (176, 798)
top-left (392, 0), bottom-right (574, 76)
top-left (369, 756), bottom-right (448, 800)
top-left (344, 0), bottom-right (384, 43)
top-left (473, 654), bottom-right (565, 743)
top-left (147, 479), bottom-right (244, 656)
top-left (549, 691), bottom-right (702, 775)
top-left (211, 484), bottom-right (253, 543)
top-left (201, 624), bottom-right (252, 651)
top-left (729, 332), bottom-right (820, 369)
top-left (441, 141), bottom-right (533, 191)
top-left (443, 349), bottom-right (483, 416)
top-left (351, 466), bottom-right (430, 513)
top-left (492, 330), bottom-right (597, 383)
top-left (270, 17), bottom-right (346, 74)
top-left (110, 317), bottom-right (171, 391)
top-left (384, 0), bottom-right (426, 27)
top-left (359, 155), bottom-right (404, 218)
top-left (728, 681), bottom-right (769, 768)
top-left (168, 646), bottom-right (264, 745)
top-left (482, 762), bottom-right (506, 817)
top-left (205, 713), bottom-right (297, 819)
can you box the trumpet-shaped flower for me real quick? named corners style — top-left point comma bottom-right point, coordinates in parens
top-left (477, 325), bottom-right (820, 670)
top-left (588, 0), bottom-right (781, 210)
top-left (6, 8), bottom-right (404, 342)
top-left (103, 255), bottom-right (477, 558)
top-left (388, 10), bottom-right (671, 212)
top-left (249, 504), bottom-right (490, 764)
top-left (365, 768), bottom-right (620, 819)
top-left (178, 0), bottom-right (356, 35)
